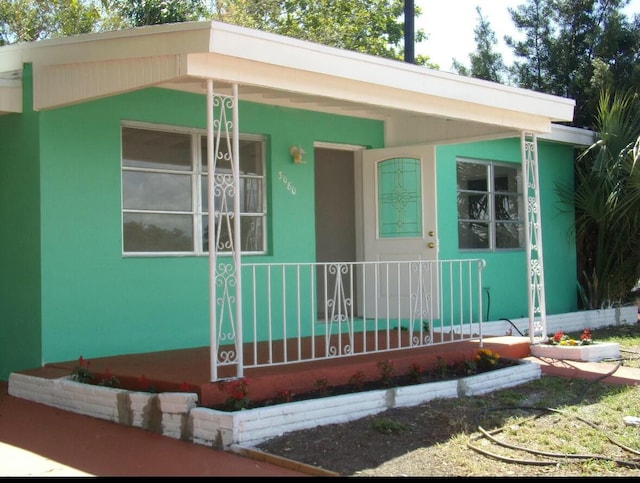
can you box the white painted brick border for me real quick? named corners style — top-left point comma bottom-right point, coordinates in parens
top-left (8, 374), bottom-right (129, 423)
top-left (158, 392), bottom-right (198, 440)
top-left (458, 360), bottom-right (542, 396)
top-left (393, 379), bottom-right (459, 407)
top-left (7, 373), bottom-right (197, 438)
top-left (191, 360), bottom-right (540, 449)
top-left (478, 306), bottom-right (636, 337)
top-left (129, 391), bottom-right (160, 430)
top-left (8, 360), bottom-right (539, 451)
top-left (530, 341), bottom-right (621, 362)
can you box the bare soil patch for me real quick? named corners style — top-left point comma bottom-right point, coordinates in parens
top-left (256, 374), bottom-right (640, 477)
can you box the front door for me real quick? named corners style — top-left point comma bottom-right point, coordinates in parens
top-left (359, 145), bottom-right (438, 319)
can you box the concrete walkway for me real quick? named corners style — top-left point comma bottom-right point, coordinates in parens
top-left (0, 380), bottom-right (308, 477)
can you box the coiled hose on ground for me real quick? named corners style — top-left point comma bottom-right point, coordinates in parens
top-left (467, 344), bottom-right (640, 468)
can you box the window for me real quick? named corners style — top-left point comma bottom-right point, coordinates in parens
top-left (121, 124), bottom-right (266, 255)
top-left (456, 159), bottom-right (524, 250)
top-left (377, 157), bottom-right (422, 238)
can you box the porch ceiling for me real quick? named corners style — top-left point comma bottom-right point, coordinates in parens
top-left (0, 20), bottom-right (576, 145)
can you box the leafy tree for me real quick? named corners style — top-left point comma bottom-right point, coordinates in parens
top-left (550, 0), bottom-right (613, 126)
top-left (107, 0), bottom-right (210, 27)
top-left (452, 6), bottom-right (505, 83)
top-left (504, 0), bottom-right (555, 92)
top-left (555, 89), bottom-right (640, 308)
top-left (583, 7), bottom-right (640, 124)
top-left (210, 0), bottom-right (435, 66)
top-left (505, 0), bottom-right (639, 128)
top-left (0, 0), bottom-right (100, 44)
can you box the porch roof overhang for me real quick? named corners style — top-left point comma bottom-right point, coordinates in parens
top-left (0, 20), bottom-right (575, 144)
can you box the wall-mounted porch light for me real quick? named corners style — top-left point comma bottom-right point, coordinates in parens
top-left (289, 145), bottom-right (305, 164)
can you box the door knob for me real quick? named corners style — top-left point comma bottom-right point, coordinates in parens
top-left (428, 242), bottom-right (435, 248)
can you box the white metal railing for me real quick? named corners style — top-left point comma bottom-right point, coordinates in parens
top-left (214, 259), bottom-right (485, 375)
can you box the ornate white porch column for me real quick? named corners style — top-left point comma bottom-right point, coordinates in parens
top-left (521, 132), bottom-right (547, 342)
top-left (207, 81), bottom-right (243, 381)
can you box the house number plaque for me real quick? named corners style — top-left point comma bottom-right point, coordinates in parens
top-left (278, 170), bottom-right (297, 195)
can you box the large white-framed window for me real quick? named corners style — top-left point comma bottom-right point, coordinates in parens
top-left (121, 122), bottom-right (266, 256)
top-left (456, 158), bottom-right (524, 250)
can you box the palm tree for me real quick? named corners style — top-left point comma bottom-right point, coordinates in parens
top-left (556, 89), bottom-right (640, 309)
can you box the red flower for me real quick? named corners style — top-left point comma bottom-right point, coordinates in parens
top-left (580, 329), bottom-right (592, 340)
top-left (139, 374), bottom-right (149, 390)
top-left (227, 378), bottom-right (249, 400)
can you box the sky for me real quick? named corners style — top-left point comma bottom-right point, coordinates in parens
top-left (414, 0), bottom-right (640, 72)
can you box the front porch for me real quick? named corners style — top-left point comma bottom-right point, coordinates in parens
top-left (15, 306), bottom-right (635, 407)
top-left (20, 334), bottom-right (530, 408)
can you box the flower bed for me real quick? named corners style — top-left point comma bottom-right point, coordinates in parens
top-left (530, 342), bottom-right (620, 362)
top-left (191, 359), bottom-right (541, 449)
top-left (8, 359), bottom-right (541, 451)
top-left (530, 328), bottom-right (620, 362)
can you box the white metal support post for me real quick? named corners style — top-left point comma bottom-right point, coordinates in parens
top-left (521, 132), bottom-right (547, 342)
top-left (231, 83), bottom-right (243, 378)
top-left (207, 81), bottom-right (243, 381)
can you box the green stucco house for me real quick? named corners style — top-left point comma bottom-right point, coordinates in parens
top-left (0, 21), bottom-right (591, 381)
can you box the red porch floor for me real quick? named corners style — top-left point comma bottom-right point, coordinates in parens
top-left (19, 335), bottom-right (532, 407)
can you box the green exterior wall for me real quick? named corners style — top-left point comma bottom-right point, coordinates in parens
top-left (36, 87), bottom-right (383, 366)
top-left (436, 138), bottom-right (577, 323)
top-left (0, 80), bottom-right (578, 379)
top-left (0, 64), bottom-right (42, 379)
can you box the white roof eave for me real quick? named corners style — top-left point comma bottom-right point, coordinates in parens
top-left (541, 124), bottom-right (595, 146)
top-left (0, 21), bottom-right (575, 132)
top-left (0, 69), bottom-right (22, 113)
top-left (205, 22), bottom-right (575, 124)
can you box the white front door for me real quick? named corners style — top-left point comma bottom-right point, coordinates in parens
top-left (358, 145), bottom-right (438, 319)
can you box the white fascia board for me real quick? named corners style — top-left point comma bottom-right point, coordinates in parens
top-left (0, 69), bottom-right (22, 113)
top-left (0, 42), bottom-right (29, 72)
top-left (0, 85), bottom-right (21, 113)
top-left (206, 22), bottom-right (575, 123)
top-left (10, 22), bottom-right (212, 66)
top-left (186, 52), bottom-right (554, 133)
top-left (540, 124), bottom-right (595, 146)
